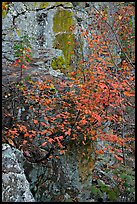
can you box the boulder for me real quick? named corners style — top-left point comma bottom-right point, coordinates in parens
top-left (2, 144), bottom-right (35, 202)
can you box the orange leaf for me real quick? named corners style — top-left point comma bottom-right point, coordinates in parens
top-left (40, 122), bottom-right (46, 126)
top-left (91, 137), bottom-right (95, 141)
top-left (82, 141), bottom-right (86, 145)
top-left (23, 140), bottom-right (27, 145)
top-left (81, 99), bottom-right (89, 103)
top-left (33, 119), bottom-right (38, 124)
top-left (58, 136), bottom-right (63, 140)
top-left (24, 132), bottom-right (29, 137)
top-left (44, 116), bottom-right (48, 121)
top-left (114, 154), bottom-right (123, 161)
top-left (49, 155), bottom-right (53, 158)
top-left (70, 51), bottom-right (74, 55)
top-left (99, 149), bottom-right (104, 154)
top-left (60, 150), bottom-right (66, 155)
top-left (57, 140), bottom-right (63, 148)
top-left (77, 126), bottom-right (81, 130)
top-left (118, 15), bottom-right (122, 20)
top-left (95, 150), bottom-right (99, 154)
top-left (71, 138), bottom-right (75, 140)
top-left (65, 128), bottom-right (71, 136)
top-left (41, 141), bottom-right (47, 147)
top-left (41, 129), bottom-right (48, 135)
top-left (103, 147), bottom-right (107, 151)
top-left (123, 91), bottom-right (134, 97)
top-left (48, 138), bottom-right (54, 144)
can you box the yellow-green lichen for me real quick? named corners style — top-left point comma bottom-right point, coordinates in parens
top-left (52, 8), bottom-right (75, 74)
top-left (53, 8), bottom-right (74, 33)
top-left (35, 2), bottom-right (73, 10)
top-left (53, 33), bottom-right (75, 73)
top-left (39, 2), bottom-right (49, 9)
top-left (33, 2), bottom-right (37, 7)
top-left (51, 56), bottom-right (66, 71)
top-left (55, 2), bottom-right (73, 8)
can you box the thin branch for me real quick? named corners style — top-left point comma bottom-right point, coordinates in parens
top-left (92, 4), bottom-right (135, 68)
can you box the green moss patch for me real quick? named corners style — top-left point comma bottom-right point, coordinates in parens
top-left (53, 8), bottom-right (74, 33)
top-left (40, 2), bottom-right (49, 9)
top-left (53, 33), bottom-right (75, 73)
top-left (52, 8), bottom-right (75, 74)
top-left (51, 56), bottom-right (66, 71)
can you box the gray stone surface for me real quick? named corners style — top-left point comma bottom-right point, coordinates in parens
top-left (2, 143), bottom-right (93, 202)
top-left (2, 2), bottom-right (125, 202)
top-left (2, 144), bottom-right (35, 202)
top-left (2, 2), bottom-right (121, 73)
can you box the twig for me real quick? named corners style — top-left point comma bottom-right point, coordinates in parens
top-left (92, 4), bottom-right (135, 68)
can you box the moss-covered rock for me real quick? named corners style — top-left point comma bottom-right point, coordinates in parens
top-left (55, 2), bottom-right (73, 8)
top-left (34, 2), bottom-right (73, 10)
top-left (53, 8), bottom-right (74, 33)
top-left (51, 56), bottom-right (66, 71)
top-left (53, 33), bottom-right (75, 72)
top-left (52, 8), bottom-right (75, 74)
top-left (39, 2), bottom-right (49, 9)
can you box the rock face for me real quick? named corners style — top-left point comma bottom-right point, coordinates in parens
top-left (2, 2), bottom-right (121, 77)
top-left (2, 2), bottom-right (122, 202)
top-left (24, 151), bottom-right (81, 202)
top-left (2, 2), bottom-right (78, 75)
top-left (2, 144), bottom-right (94, 202)
top-left (2, 144), bottom-right (35, 202)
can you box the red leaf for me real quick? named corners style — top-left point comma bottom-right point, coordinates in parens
top-left (23, 140), bottom-right (27, 145)
top-left (57, 140), bottom-right (63, 148)
top-left (114, 154), bottom-right (123, 161)
top-left (80, 119), bottom-right (87, 125)
top-left (65, 128), bottom-right (71, 136)
top-left (58, 136), bottom-right (63, 140)
top-left (41, 129), bottom-right (48, 135)
top-left (22, 64), bottom-right (27, 69)
top-left (41, 141), bottom-right (47, 147)
top-left (33, 119), bottom-right (38, 124)
top-left (123, 91), bottom-right (134, 97)
top-left (40, 122), bottom-right (46, 126)
top-left (48, 138), bottom-right (54, 144)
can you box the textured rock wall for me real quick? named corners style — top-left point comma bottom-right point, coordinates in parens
top-left (2, 2), bottom-right (121, 202)
top-left (2, 2), bottom-right (78, 75)
top-left (2, 2), bottom-right (121, 75)
top-left (2, 144), bottom-right (94, 202)
top-left (2, 144), bottom-right (35, 202)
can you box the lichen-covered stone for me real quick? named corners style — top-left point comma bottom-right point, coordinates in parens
top-left (22, 149), bottom-right (81, 202)
top-left (2, 2), bottom-right (124, 202)
top-left (52, 8), bottom-right (76, 73)
top-left (51, 55), bottom-right (66, 71)
top-left (2, 144), bottom-right (35, 202)
top-left (2, 143), bottom-right (94, 202)
top-left (53, 8), bottom-right (74, 33)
